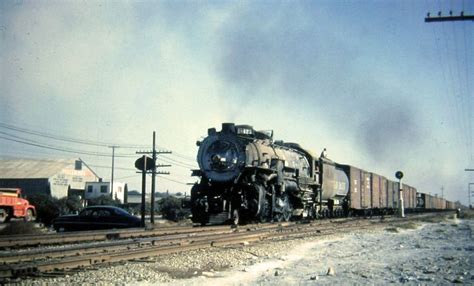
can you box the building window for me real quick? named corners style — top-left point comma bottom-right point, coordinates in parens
top-left (75, 160), bottom-right (82, 170)
top-left (100, 185), bottom-right (108, 193)
top-left (87, 186), bottom-right (93, 193)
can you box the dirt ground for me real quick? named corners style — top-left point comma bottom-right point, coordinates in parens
top-left (158, 215), bottom-right (473, 285)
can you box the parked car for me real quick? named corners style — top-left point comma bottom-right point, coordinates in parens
top-left (52, 205), bottom-right (141, 232)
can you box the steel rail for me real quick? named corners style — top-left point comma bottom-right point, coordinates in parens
top-left (0, 224), bottom-right (240, 249)
top-left (0, 211), bottom-right (444, 249)
top-left (0, 212), bottom-right (454, 279)
top-left (0, 222), bottom-right (298, 264)
top-left (0, 228), bottom-right (277, 278)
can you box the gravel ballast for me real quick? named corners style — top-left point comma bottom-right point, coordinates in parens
top-left (11, 215), bottom-right (474, 285)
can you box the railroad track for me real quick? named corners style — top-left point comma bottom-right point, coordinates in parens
top-left (0, 212), bottom-right (453, 280)
top-left (0, 224), bottom-right (240, 249)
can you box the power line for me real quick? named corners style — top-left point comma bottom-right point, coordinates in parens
top-left (0, 135), bottom-right (136, 158)
top-left (159, 155), bottom-right (197, 169)
top-left (0, 122), bottom-right (198, 162)
top-left (426, 5), bottom-right (473, 163)
top-left (0, 122), bottom-right (149, 148)
top-left (461, 17), bottom-right (473, 162)
top-left (156, 175), bottom-right (189, 185)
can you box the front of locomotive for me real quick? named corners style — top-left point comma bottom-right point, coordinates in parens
top-left (191, 123), bottom-right (248, 224)
top-left (196, 123), bottom-right (248, 183)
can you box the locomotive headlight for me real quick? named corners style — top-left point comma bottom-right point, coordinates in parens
top-left (197, 133), bottom-right (246, 182)
top-left (208, 140), bottom-right (238, 170)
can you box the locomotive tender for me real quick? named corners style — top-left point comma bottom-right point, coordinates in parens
top-left (190, 123), bottom-right (454, 225)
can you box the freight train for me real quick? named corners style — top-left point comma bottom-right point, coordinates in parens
top-left (190, 123), bottom-right (455, 225)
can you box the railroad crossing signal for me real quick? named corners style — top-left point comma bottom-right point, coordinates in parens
top-left (395, 171), bottom-right (405, 218)
top-left (395, 171), bottom-right (404, 180)
top-left (134, 156), bottom-right (155, 171)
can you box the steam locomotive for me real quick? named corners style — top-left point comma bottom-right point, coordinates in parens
top-left (190, 123), bottom-right (454, 225)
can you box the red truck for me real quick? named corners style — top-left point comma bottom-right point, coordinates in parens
top-left (0, 188), bottom-right (36, 223)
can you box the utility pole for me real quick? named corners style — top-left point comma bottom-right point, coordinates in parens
top-left (425, 11), bottom-right (474, 23)
top-left (440, 186), bottom-right (444, 199)
top-left (151, 132), bottom-right (156, 223)
top-left (134, 155), bottom-right (154, 227)
top-left (140, 155), bottom-right (147, 227)
top-left (469, 183), bottom-right (474, 209)
top-left (428, 7), bottom-right (474, 209)
top-left (466, 169), bottom-right (474, 208)
top-left (136, 131), bottom-right (171, 224)
top-left (109, 145), bottom-right (119, 200)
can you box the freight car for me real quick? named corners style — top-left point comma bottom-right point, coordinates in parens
top-left (417, 192), bottom-right (452, 211)
top-left (190, 123), bottom-right (455, 225)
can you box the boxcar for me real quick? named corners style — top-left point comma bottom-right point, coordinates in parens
top-left (338, 165), bottom-right (359, 210)
top-left (360, 170), bottom-right (371, 209)
top-left (370, 173), bottom-right (381, 209)
top-left (380, 176), bottom-right (388, 210)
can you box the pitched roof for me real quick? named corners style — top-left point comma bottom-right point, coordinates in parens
top-left (0, 158), bottom-right (88, 179)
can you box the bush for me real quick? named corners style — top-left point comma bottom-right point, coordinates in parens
top-left (58, 195), bottom-right (83, 215)
top-left (87, 195), bottom-right (121, 206)
top-left (159, 196), bottom-right (190, 222)
top-left (123, 202), bottom-right (154, 216)
top-left (27, 193), bottom-right (60, 226)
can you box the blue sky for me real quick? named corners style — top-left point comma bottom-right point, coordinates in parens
top-left (1, 0), bottom-right (473, 205)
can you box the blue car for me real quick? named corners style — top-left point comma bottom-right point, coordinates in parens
top-left (53, 205), bottom-right (141, 232)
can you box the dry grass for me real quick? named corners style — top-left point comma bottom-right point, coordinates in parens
top-left (459, 209), bottom-right (474, 220)
top-left (0, 221), bottom-right (45, 236)
top-left (421, 216), bottom-right (446, 223)
top-left (393, 221), bottom-right (419, 230)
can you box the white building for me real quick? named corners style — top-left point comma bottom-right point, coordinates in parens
top-left (0, 158), bottom-right (100, 198)
top-left (84, 181), bottom-right (127, 203)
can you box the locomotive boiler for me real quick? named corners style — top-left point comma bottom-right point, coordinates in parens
top-left (190, 123), bottom-right (349, 225)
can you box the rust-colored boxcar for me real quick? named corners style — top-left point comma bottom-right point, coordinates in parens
top-left (440, 198), bottom-right (447, 210)
top-left (388, 180), bottom-right (394, 208)
top-left (436, 196), bottom-right (441, 209)
top-left (349, 167), bottom-right (361, 210)
top-left (446, 200), bottom-right (455, 210)
top-left (426, 194), bottom-right (435, 209)
top-left (405, 185), bottom-right (411, 209)
top-left (402, 184), bottom-right (409, 209)
top-left (379, 176), bottom-right (388, 209)
top-left (360, 170), bottom-right (371, 209)
top-left (411, 186), bottom-right (417, 209)
top-left (402, 184), bottom-right (417, 209)
top-left (337, 164), bottom-right (360, 210)
top-left (338, 164), bottom-right (370, 210)
top-left (337, 164), bottom-right (372, 211)
top-left (391, 180), bottom-right (401, 209)
top-left (370, 173), bottom-right (380, 208)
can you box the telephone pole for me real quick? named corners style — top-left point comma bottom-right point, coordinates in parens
top-left (109, 145), bottom-right (119, 199)
top-left (425, 11), bottom-right (474, 23)
top-left (136, 132), bottom-right (171, 224)
top-left (466, 169), bottom-right (474, 208)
